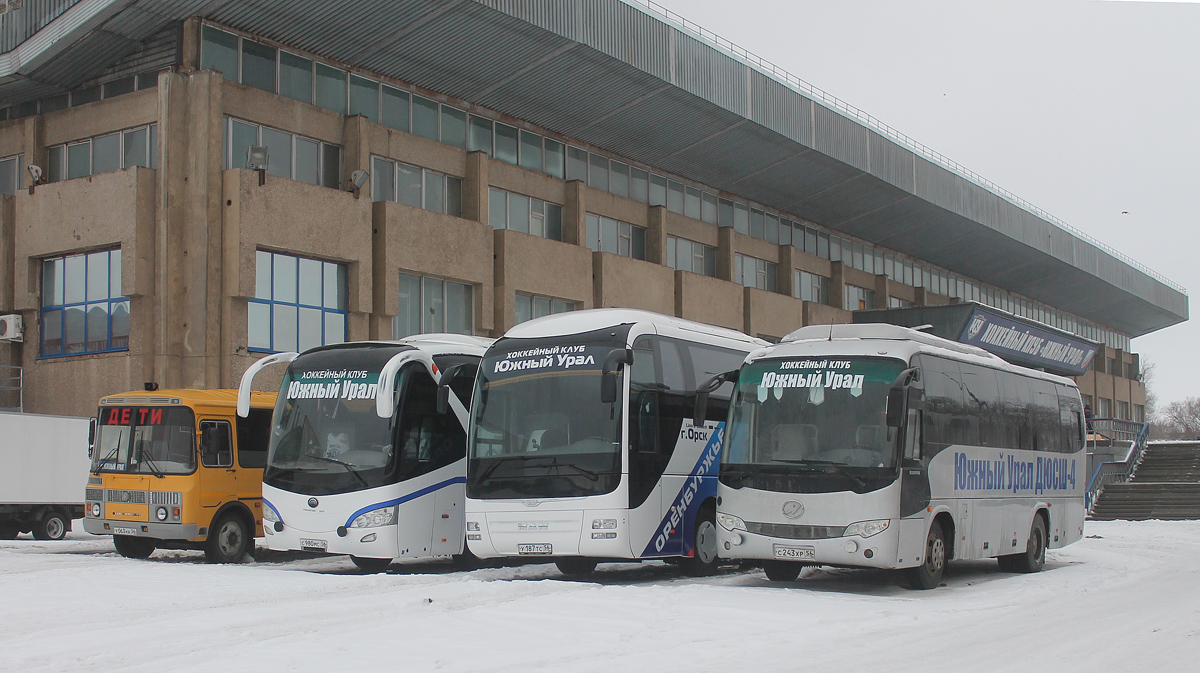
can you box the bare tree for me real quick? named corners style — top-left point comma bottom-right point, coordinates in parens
top-left (1160, 397), bottom-right (1200, 439)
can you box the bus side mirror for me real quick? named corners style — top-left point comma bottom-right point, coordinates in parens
top-left (88, 418), bottom-right (97, 458)
top-left (885, 387), bottom-right (905, 428)
top-left (600, 348), bottom-right (634, 404)
top-left (692, 369), bottom-right (740, 427)
top-left (436, 363), bottom-right (468, 415)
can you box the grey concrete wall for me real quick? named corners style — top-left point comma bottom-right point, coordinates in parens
top-left (593, 252), bottom-right (675, 315)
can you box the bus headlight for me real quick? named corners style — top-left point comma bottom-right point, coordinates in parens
top-left (350, 506), bottom-right (396, 529)
top-left (89, 503), bottom-right (101, 518)
top-left (591, 518), bottom-right (617, 530)
top-left (844, 519), bottom-right (890, 538)
top-left (262, 507), bottom-right (280, 524)
top-left (155, 507), bottom-right (168, 522)
top-left (466, 521), bottom-right (480, 532)
top-left (716, 512), bottom-right (746, 532)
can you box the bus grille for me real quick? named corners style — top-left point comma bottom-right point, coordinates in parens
top-left (746, 522), bottom-right (846, 540)
top-left (106, 489), bottom-right (148, 504)
top-left (85, 489), bottom-right (104, 501)
top-left (149, 491), bottom-right (182, 506)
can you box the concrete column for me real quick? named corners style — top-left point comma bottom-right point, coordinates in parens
top-left (829, 261), bottom-right (846, 312)
top-left (180, 17), bottom-right (202, 71)
top-left (778, 245), bottom-right (796, 297)
top-left (716, 227), bottom-right (735, 282)
top-left (463, 151), bottom-right (489, 225)
top-left (873, 273), bottom-right (889, 309)
top-left (645, 205), bottom-right (667, 265)
top-left (0, 196), bottom-right (16, 408)
top-left (914, 287), bottom-right (929, 306)
top-left (563, 180), bottom-right (586, 246)
top-left (22, 116), bottom-right (44, 189)
top-left (342, 114), bottom-right (371, 198)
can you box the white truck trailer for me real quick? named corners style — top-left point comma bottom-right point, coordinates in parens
top-left (0, 411), bottom-right (91, 540)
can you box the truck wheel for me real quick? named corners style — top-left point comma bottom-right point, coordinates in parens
top-left (33, 511), bottom-right (69, 541)
top-left (113, 535), bottom-right (156, 559)
top-left (205, 513), bottom-right (251, 563)
top-left (350, 556), bottom-right (393, 573)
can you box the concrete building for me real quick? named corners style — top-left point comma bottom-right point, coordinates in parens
top-left (0, 0), bottom-right (1186, 418)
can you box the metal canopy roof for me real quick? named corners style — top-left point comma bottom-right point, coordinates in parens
top-left (0, 0), bottom-right (1188, 338)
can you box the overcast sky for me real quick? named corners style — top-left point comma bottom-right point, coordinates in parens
top-left (647, 0), bottom-right (1198, 408)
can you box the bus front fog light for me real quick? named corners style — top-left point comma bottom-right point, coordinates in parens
top-left (155, 507), bottom-right (168, 522)
top-left (466, 521), bottom-right (480, 532)
top-left (731, 533), bottom-right (743, 546)
top-left (844, 540), bottom-right (858, 553)
top-left (716, 512), bottom-right (746, 532)
top-left (864, 548), bottom-right (874, 559)
top-left (591, 532), bottom-right (617, 539)
top-left (844, 519), bottom-right (889, 538)
top-left (360, 533), bottom-right (377, 543)
top-left (351, 506), bottom-right (397, 528)
top-left (592, 518), bottom-right (617, 530)
top-left (467, 534), bottom-right (481, 541)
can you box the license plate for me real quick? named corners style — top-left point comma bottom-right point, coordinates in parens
top-left (773, 545), bottom-right (816, 560)
top-left (517, 543), bottom-right (552, 555)
top-left (113, 527), bottom-right (138, 536)
top-left (300, 539), bottom-right (328, 552)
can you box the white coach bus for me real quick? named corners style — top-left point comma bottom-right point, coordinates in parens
top-left (464, 309), bottom-right (765, 576)
top-left (713, 324), bottom-right (1086, 589)
top-left (238, 334), bottom-right (491, 571)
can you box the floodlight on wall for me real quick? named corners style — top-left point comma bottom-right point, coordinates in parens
top-left (246, 145), bottom-right (269, 185)
top-left (347, 169), bottom-right (369, 199)
top-left (26, 164), bottom-right (43, 194)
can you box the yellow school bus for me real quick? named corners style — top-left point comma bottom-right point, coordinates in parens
top-left (83, 389), bottom-right (276, 562)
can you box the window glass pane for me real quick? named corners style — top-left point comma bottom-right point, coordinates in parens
top-left (468, 116), bottom-right (492, 155)
top-left (632, 226), bottom-right (646, 260)
top-left (0, 158), bottom-right (14, 196)
top-left (110, 249), bottom-right (122, 298)
top-left (43, 258), bottom-right (62, 307)
top-left (230, 120), bottom-right (258, 170)
top-left (533, 296), bottom-right (551, 319)
top-left (441, 107), bottom-right (467, 149)
top-left (411, 96), bottom-right (439, 140)
top-left (701, 193), bottom-right (718, 224)
top-left (551, 300), bottom-right (572, 314)
top-left (314, 63), bottom-right (346, 114)
top-left (544, 138), bottom-right (565, 178)
top-left (566, 146), bottom-right (587, 182)
top-left (545, 203), bottom-right (562, 241)
top-left (88, 134), bottom-right (118, 174)
top-left (424, 172), bottom-right (444, 215)
top-left (279, 52), bottom-right (313, 103)
top-left (395, 273), bottom-right (421, 338)
top-left (494, 123), bottom-right (518, 164)
top-left (446, 177), bottom-right (462, 218)
top-left (372, 157), bottom-right (394, 202)
top-left (64, 306), bottom-right (86, 353)
top-left (138, 72), bottom-right (160, 90)
top-left (423, 277), bottom-right (444, 333)
top-left (273, 253), bottom-right (297, 303)
top-left (667, 237), bottom-right (677, 269)
top-left (666, 180), bottom-right (684, 214)
top-left (733, 203), bottom-right (749, 235)
top-left (201, 27), bottom-right (239, 81)
top-left (396, 163), bottom-right (422, 208)
top-left (649, 174), bottom-right (667, 207)
top-left (445, 282), bottom-right (472, 335)
top-left (122, 127), bottom-right (147, 168)
top-left (64, 254), bottom-right (86, 304)
top-left (529, 200), bottom-right (545, 238)
top-left (588, 154), bottom-right (609, 192)
top-left (47, 146), bottom-right (64, 183)
top-left (514, 293), bottom-right (532, 325)
top-left (601, 217), bottom-right (618, 254)
top-left (255, 250), bottom-right (272, 299)
top-left (273, 304), bottom-right (297, 352)
top-left (67, 143), bottom-right (91, 179)
top-left (684, 187), bottom-right (701, 219)
top-left (704, 246), bottom-right (716, 277)
top-left (381, 86), bottom-right (410, 132)
top-left (508, 193), bottom-right (530, 234)
top-left (489, 188), bottom-right (507, 229)
top-left (765, 213), bottom-right (779, 245)
top-left (324, 262), bottom-right (346, 310)
top-left (347, 75), bottom-right (379, 122)
top-left (294, 137), bottom-right (320, 185)
top-left (585, 214), bottom-right (599, 252)
top-left (298, 307), bottom-right (323, 352)
top-left (630, 167), bottom-right (649, 202)
top-left (298, 257), bottom-right (322, 306)
top-left (248, 302), bottom-right (270, 349)
top-left (321, 144), bottom-right (340, 189)
top-left (519, 131), bottom-right (543, 172)
top-left (86, 303), bottom-right (109, 350)
top-left (86, 251), bottom-right (108, 302)
top-left (42, 309), bottom-right (63, 355)
top-left (779, 218), bottom-right (792, 246)
top-left (750, 209), bottom-right (765, 239)
top-left (111, 300), bottom-right (130, 348)
top-left (261, 127), bottom-right (292, 178)
top-left (324, 312), bottom-right (345, 345)
top-left (241, 40), bottom-right (276, 92)
top-left (104, 77), bottom-right (135, 98)
top-left (610, 161), bottom-right (629, 197)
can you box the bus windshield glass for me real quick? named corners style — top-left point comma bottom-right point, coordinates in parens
top-left (722, 357), bottom-right (906, 492)
top-left (92, 406), bottom-right (197, 475)
top-left (468, 334), bottom-right (627, 499)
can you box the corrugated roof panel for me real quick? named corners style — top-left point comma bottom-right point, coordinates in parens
top-left (577, 0), bottom-right (670, 82)
top-left (0, 0), bottom-right (79, 53)
top-left (813, 102), bottom-right (869, 172)
top-left (480, 0), bottom-right (580, 40)
top-left (749, 69), bottom-right (811, 146)
top-left (867, 129), bottom-right (914, 193)
top-left (674, 30), bottom-right (746, 117)
top-left (26, 29), bottom-right (140, 89)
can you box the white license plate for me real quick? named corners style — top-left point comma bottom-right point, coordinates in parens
top-left (773, 545), bottom-right (816, 560)
top-left (113, 527), bottom-right (138, 536)
top-left (517, 543), bottom-right (552, 555)
top-left (300, 539), bottom-right (328, 552)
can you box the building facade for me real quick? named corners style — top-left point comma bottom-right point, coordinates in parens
top-left (0, 3), bottom-right (1184, 419)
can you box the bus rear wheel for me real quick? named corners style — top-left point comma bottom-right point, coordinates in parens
top-left (351, 556), bottom-right (393, 573)
top-left (999, 515), bottom-right (1046, 574)
top-left (113, 535), bottom-right (156, 559)
top-left (205, 514), bottom-right (250, 563)
top-left (906, 521), bottom-right (946, 590)
top-left (763, 561), bottom-right (804, 582)
top-left (555, 557), bottom-right (597, 577)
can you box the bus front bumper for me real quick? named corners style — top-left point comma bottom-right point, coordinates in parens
top-left (84, 518), bottom-right (199, 541)
top-left (718, 521), bottom-right (902, 569)
top-left (263, 520), bottom-right (404, 559)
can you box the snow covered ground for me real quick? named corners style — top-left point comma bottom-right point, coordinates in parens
top-left (1, 520), bottom-right (1198, 672)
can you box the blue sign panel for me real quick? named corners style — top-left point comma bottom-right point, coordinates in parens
top-left (959, 309), bottom-right (1098, 376)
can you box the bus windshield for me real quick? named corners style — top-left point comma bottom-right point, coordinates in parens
top-left (468, 337), bottom-right (625, 499)
top-left (722, 357), bottom-right (906, 492)
top-left (92, 406), bottom-right (197, 475)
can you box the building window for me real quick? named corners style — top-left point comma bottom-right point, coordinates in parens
top-left (1098, 397), bottom-right (1113, 419)
top-left (1117, 400), bottom-right (1130, 421)
top-left (227, 118), bottom-right (341, 188)
top-left (795, 270), bottom-right (830, 305)
top-left (45, 124), bottom-right (157, 183)
top-left (40, 249), bottom-right (129, 357)
top-left (889, 297), bottom-right (915, 309)
top-left (394, 273), bottom-right (474, 338)
top-left (585, 214), bottom-right (646, 260)
top-left (249, 251), bottom-right (347, 353)
top-left (488, 188), bottom-right (562, 240)
top-left (845, 284), bottom-right (875, 311)
top-left (0, 154), bottom-right (22, 195)
top-left (514, 292), bottom-right (576, 325)
top-left (734, 254), bottom-right (777, 292)
top-left (1133, 404), bottom-right (1145, 423)
top-left (372, 157), bottom-right (461, 217)
top-left (666, 236), bottom-right (716, 277)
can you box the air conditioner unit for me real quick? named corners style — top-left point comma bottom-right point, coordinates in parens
top-left (0, 314), bottom-right (23, 342)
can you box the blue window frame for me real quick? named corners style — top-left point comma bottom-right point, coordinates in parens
top-left (248, 250), bottom-right (347, 353)
top-left (41, 249), bottom-right (129, 357)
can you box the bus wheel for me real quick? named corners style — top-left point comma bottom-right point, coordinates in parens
top-left (33, 510), bottom-right (69, 541)
top-left (906, 521), bottom-right (946, 590)
top-left (763, 561), bottom-right (803, 582)
top-left (555, 557), bottom-right (597, 577)
top-left (205, 514), bottom-right (250, 563)
top-left (1001, 515), bottom-right (1047, 574)
top-left (113, 535), bottom-right (156, 559)
top-left (679, 510), bottom-right (720, 577)
top-left (451, 547), bottom-right (482, 571)
top-left (351, 556), bottom-right (393, 573)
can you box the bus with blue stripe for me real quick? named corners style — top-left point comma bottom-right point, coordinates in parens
top-left (237, 334), bottom-right (491, 572)
top-left (464, 310), bottom-right (764, 577)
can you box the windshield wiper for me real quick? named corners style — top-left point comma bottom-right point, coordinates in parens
top-left (139, 454), bottom-right (166, 479)
top-left (546, 459), bottom-right (598, 482)
top-left (474, 454), bottom-right (553, 483)
top-left (770, 459), bottom-right (868, 491)
top-left (91, 446), bottom-right (121, 475)
top-left (307, 455), bottom-right (369, 489)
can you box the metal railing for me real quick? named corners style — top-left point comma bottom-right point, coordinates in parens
top-left (1085, 418), bottom-right (1150, 512)
top-left (622, 0), bottom-right (1186, 295)
top-left (0, 365), bottom-right (22, 412)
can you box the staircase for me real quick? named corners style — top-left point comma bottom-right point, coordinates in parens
top-left (1089, 442), bottom-right (1200, 521)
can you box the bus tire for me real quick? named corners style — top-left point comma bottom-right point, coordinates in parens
top-left (351, 556), bottom-right (393, 573)
top-left (451, 547), bottom-right (482, 571)
top-left (113, 535), bottom-right (156, 559)
top-left (1003, 515), bottom-right (1047, 574)
top-left (679, 507), bottom-right (720, 577)
top-left (763, 561), bottom-right (803, 582)
top-left (33, 510), bottom-right (69, 541)
top-left (555, 557), bottom-right (597, 577)
top-left (205, 513), bottom-right (250, 563)
top-left (906, 521), bottom-right (946, 590)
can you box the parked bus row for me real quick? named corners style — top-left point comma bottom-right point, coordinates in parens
top-left (80, 309), bottom-right (1087, 589)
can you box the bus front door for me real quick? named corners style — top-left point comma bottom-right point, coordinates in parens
top-left (198, 419), bottom-right (238, 513)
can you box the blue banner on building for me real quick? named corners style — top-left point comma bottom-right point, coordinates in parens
top-left (959, 309), bottom-right (1098, 376)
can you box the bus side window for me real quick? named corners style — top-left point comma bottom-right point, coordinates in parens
top-left (236, 408), bottom-right (272, 468)
top-left (200, 420), bottom-right (233, 468)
